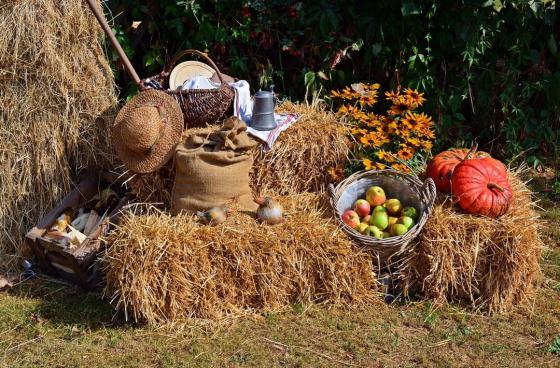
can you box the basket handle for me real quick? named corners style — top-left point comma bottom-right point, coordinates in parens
top-left (162, 49), bottom-right (227, 85)
top-left (328, 183), bottom-right (336, 199)
top-left (421, 177), bottom-right (437, 209)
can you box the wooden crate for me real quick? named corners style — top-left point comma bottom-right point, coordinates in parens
top-left (25, 172), bottom-right (130, 289)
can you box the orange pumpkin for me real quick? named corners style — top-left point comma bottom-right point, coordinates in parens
top-left (451, 157), bottom-right (513, 218)
top-left (426, 147), bottom-right (490, 194)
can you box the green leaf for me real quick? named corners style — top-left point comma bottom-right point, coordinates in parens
top-left (401, 1), bottom-right (421, 16)
top-left (304, 71), bottom-right (316, 87)
top-left (454, 112), bottom-right (466, 121)
top-left (548, 34), bottom-right (557, 55)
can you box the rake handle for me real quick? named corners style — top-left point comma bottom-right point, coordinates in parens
top-left (84, 0), bottom-right (141, 86)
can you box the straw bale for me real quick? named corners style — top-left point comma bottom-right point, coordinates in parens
top-left (400, 168), bottom-right (542, 314)
top-left (0, 0), bottom-right (117, 271)
top-left (252, 101), bottom-right (349, 195)
top-left (103, 194), bottom-right (379, 325)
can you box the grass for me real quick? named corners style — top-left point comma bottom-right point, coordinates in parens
top-left (1, 197), bottom-right (559, 367)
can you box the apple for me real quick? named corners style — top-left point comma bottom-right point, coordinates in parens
top-left (388, 216), bottom-right (398, 227)
top-left (353, 199), bottom-right (371, 218)
top-left (341, 210), bottom-right (360, 229)
top-left (365, 225), bottom-right (383, 239)
top-left (362, 215), bottom-right (371, 223)
top-left (369, 211), bottom-right (389, 230)
top-left (356, 222), bottom-right (369, 234)
top-left (389, 223), bottom-right (408, 236)
top-left (397, 216), bottom-right (415, 230)
top-left (365, 186), bottom-right (386, 206)
top-left (372, 205), bottom-right (387, 214)
top-left (382, 231), bottom-right (392, 239)
top-left (385, 198), bottom-right (402, 216)
top-left (401, 207), bottom-right (418, 221)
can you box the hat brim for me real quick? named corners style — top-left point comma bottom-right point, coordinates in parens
top-left (169, 61), bottom-right (215, 89)
top-left (113, 89), bottom-right (183, 174)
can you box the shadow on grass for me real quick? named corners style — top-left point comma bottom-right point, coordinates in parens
top-left (7, 277), bottom-right (131, 330)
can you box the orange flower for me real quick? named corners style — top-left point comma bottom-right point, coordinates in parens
top-left (388, 96), bottom-right (414, 116)
top-left (385, 89), bottom-right (400, 101)
top-left (397, 146), bottom-right (414, 160)
top-left (420, 140), bottom-right (433, 151)
top-left (404, 88), bottom-right (426, 107)
top-left (327, 165), bottom-right (345, 182)
top-left (392, 163), bottom-right (411, 172)
top-left (363, 159), bottom-right (374, 170)
top-left (406, 137), bottom-right (421, 146)
top-left (376, 150), bottom-right (391, 161)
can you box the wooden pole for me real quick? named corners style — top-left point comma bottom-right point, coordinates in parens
top-left (84, 0), bottom-right (141, 86)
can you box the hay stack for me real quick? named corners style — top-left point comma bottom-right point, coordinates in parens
top-left (252, 101), bottom-right (349, 195)
top-left (0, 0), bottom-right (116, 270)
top-left (400, 169), bottom-right (542, 313)
top-left (103, 194), bottom-right (378, 325)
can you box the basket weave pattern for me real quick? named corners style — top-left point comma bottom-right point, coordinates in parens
top-left (146, 49), bottom-right (235, 127)
top-left (329, 169), bottom-right (436, 265)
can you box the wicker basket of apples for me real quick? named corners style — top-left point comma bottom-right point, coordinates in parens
top-left (329, 169), bottom-right (436, 265)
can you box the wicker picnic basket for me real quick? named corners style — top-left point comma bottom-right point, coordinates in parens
top-left (329, 169), bottom-right (436, 265)
top-left (145, 49), bottom-right (235, 127)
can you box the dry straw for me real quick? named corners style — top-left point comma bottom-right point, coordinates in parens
top-left (0, 0), bottom-right (116, 271)
top-left (252, 101), bottom-right (349, 195)
top-left (103, 194), bottom-right (379, 325)
top-left (400, 168), bottom-right (542, 314)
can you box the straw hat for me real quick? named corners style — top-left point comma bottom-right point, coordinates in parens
top-left (169, 61), bottom-right (215, 89)
top-left (113, 89), bottom-right (183, 173)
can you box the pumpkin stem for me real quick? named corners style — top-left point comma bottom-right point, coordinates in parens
top-left (487, 182), bottom-right (505, 192)
top-left (463, 144), bottom-right (479, 161)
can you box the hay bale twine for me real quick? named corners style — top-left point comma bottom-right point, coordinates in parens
top-left (252, 101), bottom-right (349, 196)
top-left (102, 194), bottom-right (379, 325)
top-left (0, 0), bottom-right (116, 270)
top-left (400, 168), bottom-right (543, 314)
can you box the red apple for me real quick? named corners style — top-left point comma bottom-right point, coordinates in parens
top-left (353, 199), bottom-right (371, 218)
top-left (341, 210), bottom-right (360, 229)
top-left (365, 186), bottom-right (386, 206)
top-left (362, 215), bottom-right (371, 224)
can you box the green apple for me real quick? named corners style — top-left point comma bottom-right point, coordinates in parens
top-left (356, 222), bottom-right (369, 234)
top-left (365, 186), bottom-right (386, 206)
top-left (382, 231), bottom-right (392, 239)
top-left (387, 216), bottom-right (398, 227)
top-left (385, 198), bottom-right (402, 216)
top-left (369, 211), bottom-right (389, 230)
top-left (401, 206), bottom-right (418, 221)
top-left (389, 223), bottom-right (408, 236)
top-left (365, 225), bottom-right (382, 239)
top-left (397, 216), bottom-right (415, 230)
top-left (372, 205), bottom-right (387, 214)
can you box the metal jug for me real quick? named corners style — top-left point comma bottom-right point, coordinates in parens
top-left (251, 88), bottom-right (276, 131)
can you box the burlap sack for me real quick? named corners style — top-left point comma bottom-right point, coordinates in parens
top-left (171, 117), bottom-right (258, 214)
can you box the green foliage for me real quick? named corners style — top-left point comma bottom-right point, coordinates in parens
top-left (549, 336), bottom-right (560, 354)
top-left (105, 0), bottom-right (560, 160)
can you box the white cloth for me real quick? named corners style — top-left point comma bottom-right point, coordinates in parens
top-left (180, 76), bottom-right (300, 151)
top-left (180, 76), bottom-right (253, 123)
top-left (246, 113), bottom-right (301, 152)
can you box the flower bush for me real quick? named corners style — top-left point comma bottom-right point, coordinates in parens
top-left (330, 83), bottom-right (435, 173)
